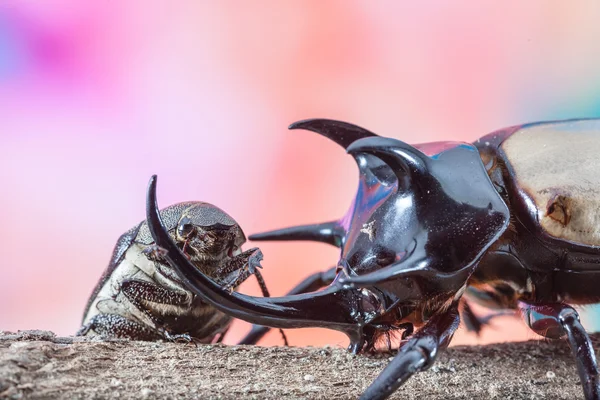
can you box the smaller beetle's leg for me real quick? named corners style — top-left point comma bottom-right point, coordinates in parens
top-left (519, 302), bottom-right (600, 400)
top-left (216, 248), bottom-right (264, 277)
top-left (251, 269), bottom-right (289, 346)
top-left (77, 314), bottom-right (161, 340)
top-left (238, 266), bottom-right (338, 345)
top-left (218, 248), bottom-right (264, 292)
top-left (360, 303), bottom-right (460, 400)
top-left (141, 244), bottom-right (169, 263)
top-left (120, 279), bottom-right (193, 340)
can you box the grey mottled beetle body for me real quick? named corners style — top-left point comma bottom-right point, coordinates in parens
top-left (78, 201), bottom-right (266, 342)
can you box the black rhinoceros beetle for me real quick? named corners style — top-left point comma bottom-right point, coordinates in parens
top-left (146, 118), bottom-right (600, 400)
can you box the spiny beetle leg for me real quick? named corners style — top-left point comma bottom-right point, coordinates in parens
top-left (215, 248), bottom-right (263, 277)
top-left (359, 303), bottom-right (460, 400)
top-left (520, 302), bottom-right (600, 400)
top-left (238, 266), bottom-right (338, 345)
top-left (77, 314), bottom-right (161, 340)
top-left (121, 279), bottom-right (190, 328)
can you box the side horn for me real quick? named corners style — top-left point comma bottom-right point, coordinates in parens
top-left (249, 221), bottom-right (345, 247)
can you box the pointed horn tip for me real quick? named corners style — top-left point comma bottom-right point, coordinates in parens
top-left (288, 119), bottom-right (320, 130)
top-left (248, 233), bottom-right (268, 241)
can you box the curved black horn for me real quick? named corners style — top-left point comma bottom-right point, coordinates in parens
top-left (146, 175), bottom-right (363, 342)
top-left (289, 119), bottom-right (378, 149)
top-left (346, 136), bottom-right (429, 180)
top-left (249, 221), bottom-right (345, 248)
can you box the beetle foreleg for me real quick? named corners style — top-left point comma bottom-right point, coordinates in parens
top-left (238, 266), bottom-right (338, 345)
top-left (77, 314), bottom-right (161, 340)
top-left (359, 303), bottom-right (460, 400)
top-left (520, 302), bottom-right (600, 400)
top-left (120, 279), bottom-right (191, 335)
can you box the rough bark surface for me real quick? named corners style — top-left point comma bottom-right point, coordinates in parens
top-left (1, 330), bottom-right (597, 399)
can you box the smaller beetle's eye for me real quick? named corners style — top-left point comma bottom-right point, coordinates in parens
top-left (177, 217), bottom-right (196, 239)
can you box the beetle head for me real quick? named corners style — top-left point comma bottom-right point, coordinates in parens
top-left (175, 204), bottom-right (246, 261)
top-left (337, 136), bottom-right (510, 298)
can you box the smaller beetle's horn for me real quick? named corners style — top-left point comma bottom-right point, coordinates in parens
top-left (249, 221), bottom-right (345, 248)
top-left (346, 136), bottom-right (429, 180)
top-left (289, 119), bottom-right (378, 149)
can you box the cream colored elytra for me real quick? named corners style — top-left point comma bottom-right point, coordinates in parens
top-left (502, 119), bottom-right (600, 246)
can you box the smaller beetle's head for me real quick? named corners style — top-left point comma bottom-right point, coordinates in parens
top-left (174, 203), bottom-right (246, 263)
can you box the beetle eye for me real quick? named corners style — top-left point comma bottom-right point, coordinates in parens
top-left (177, 217), bottom-right (196, 238)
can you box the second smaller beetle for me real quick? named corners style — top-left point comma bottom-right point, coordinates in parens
top-left (78, 196), bottom-right (284, 343)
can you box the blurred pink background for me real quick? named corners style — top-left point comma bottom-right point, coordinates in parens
top-left (2, 2), bottom-right (600, 348)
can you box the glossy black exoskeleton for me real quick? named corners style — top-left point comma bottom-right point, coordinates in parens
top-left (78, 201), bottom-right (286, 345)
top-left (145, 119), bottom-right (600, 399)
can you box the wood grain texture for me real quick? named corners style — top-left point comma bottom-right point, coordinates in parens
top-left (1, 330), bottom-right (597, 399)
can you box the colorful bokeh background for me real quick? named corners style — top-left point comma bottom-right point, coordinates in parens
top-left (3, 2), bottom-right (600, 348)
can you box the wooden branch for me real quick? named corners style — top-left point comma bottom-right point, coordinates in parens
top-left (1, 330), bottom-right (595, 399)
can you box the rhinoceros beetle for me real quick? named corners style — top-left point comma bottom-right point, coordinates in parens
top-left (78, 201), bottom-right (287, 344)
top-left (145, 118), bottom-right (600, 400)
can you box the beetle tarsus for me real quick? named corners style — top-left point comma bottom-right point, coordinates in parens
top-left (360, 304), bottom-right (460, 400)
top-left (249, 221), bottom-right (345, 248)
top-left (520, 302), bottom-right (600, 400)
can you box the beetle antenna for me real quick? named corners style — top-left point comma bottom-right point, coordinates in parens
top-left (249, 221), bottom-right (345, 248)
top-left (289, 119), bottom-right (378, 149)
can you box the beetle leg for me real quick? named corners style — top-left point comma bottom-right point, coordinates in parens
top-left (238, 266), bottom-right (338, 345)
top-left (250, 269), bottom-right (289, 346)
top-left (249, 221), bottom-right (345, 248)
top-left (120, 279), bottom-right (191, 336)
top-left (141, 244), bottom-right (168, 263)
top-left (77, 314), bottom-right (161, 340)
top-left (360, 303), bottom-right (460, 400)
top-left (215, 248), bottom-right (263, 277)
top-left (460, 300), bottom-right (514, 336)
top-left (519, 302), bottom-right (600, 400)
